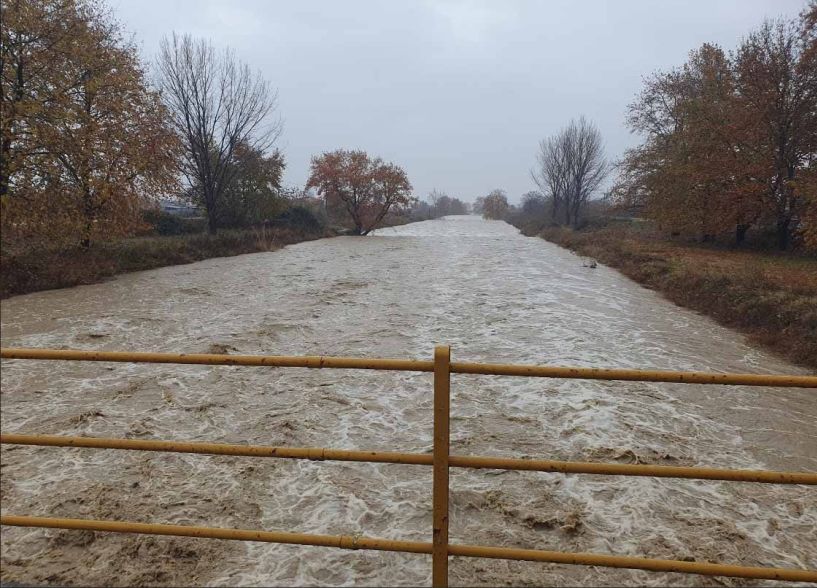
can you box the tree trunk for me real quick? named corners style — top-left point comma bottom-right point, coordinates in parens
top-left (205, 188), bottom-right (218, 234)
top-left (735, 224), bottom-right (749, 245)
top-left (207, 214), bottom-right (218, 235)
top-left (571, 201), bottom-right (582, 228)
top-left (776, 218), bottom-right (790, 251)
top-left (2, 57), bottom-right (24, 196)
top-left (80, 231), bottom-right (93, 247)
top-left (80, 187), bottom-right (93, 248)
top-left (0, 136), bottom-right (11, 196)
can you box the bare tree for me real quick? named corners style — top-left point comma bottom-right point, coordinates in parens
top-left (157, 33), bottom-right (281, 233)
top-left (532, 117), bottom-right (608, 227)
top-left (428, 189), bottom-right (444, 209)
top-left (531, 135), bottom-right (569, 222)
top-left (564, 117), bottom-right (609, 227)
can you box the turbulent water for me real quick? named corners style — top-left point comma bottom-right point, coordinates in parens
top-left (1, 215), bottom-right (815, 587)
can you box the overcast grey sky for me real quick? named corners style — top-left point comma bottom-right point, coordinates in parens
top-left (113, 0), bottom-right (805, 203)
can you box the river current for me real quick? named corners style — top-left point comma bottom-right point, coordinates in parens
top-left (1, 215), bottom-right (814, 586)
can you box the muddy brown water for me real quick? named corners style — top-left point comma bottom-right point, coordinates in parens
top-left (1, 216), bottom-right (815, 586)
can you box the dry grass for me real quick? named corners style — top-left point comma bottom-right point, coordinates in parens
top-left (533, 225), bottom-right (817, 370)
top-left (0, 226), bottom-right (328, 299)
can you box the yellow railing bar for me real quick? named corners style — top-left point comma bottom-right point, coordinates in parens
top-left (432, 345), bottom-right (451, 586)
top-left (0, 434), bottom-right (432, 465)
top-left (450, 361), bottom-right (817, 387)
top-left (445, 543), bottom-right (817, 583)
top-left (2, 515), bottom-right (815, 583)
top-left (450, 454), bottom-right (817, 484)
top-left (0, 515), bottom-right (430, 553)
top-left (0, 348), bottom-right (434, 372)
top-left (2, 347), bottom-right (816, 387)
top-left (3, 434), bottom-right (816, 485)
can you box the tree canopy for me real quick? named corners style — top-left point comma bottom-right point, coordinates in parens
top-left (615, 9), bottom-right (817, 249)
top-left (157, 33), bottom-right (281, 234)
top-left (306, 149), bottom-right (413, 235)
top-left (482, 189), bottom-right (509, 220)
top-left (1, 0), bottom-right (179, 248)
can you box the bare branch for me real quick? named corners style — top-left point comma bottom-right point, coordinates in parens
top-left (156, 33), bottom-right (282, 233)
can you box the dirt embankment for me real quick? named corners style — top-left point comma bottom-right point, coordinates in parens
top-left (525, 225), bottom-right (817, 370)
top-left (0, 226), bottom-right (329, 299)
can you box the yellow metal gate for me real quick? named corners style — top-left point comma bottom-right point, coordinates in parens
top-left (1, 346), bottom-right (816, 586)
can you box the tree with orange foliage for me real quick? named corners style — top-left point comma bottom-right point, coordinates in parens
top-left (618, 44), bottom-right (746, 241)
top-left (797, 1), bottom-right (817, 250)
top-left (481, 189), bottom-right (509, 220)
top-left (306, 149), bottom-right (412, 235)
top-left (618, 19), bottom-right (816, 250)
top-left (733, 18), bottom-right (817, 250)
top-left (1, 0), bottom-right (179, 249)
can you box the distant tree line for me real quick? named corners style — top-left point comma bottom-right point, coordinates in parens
top-left (614, 4), bottom-right (817, 250)
top-left (410, 189), bottom-right (468, 220)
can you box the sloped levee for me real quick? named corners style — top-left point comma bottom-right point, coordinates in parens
top-left (1, 215), bottom-right (814, 586)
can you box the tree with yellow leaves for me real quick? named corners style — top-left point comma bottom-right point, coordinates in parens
top-left (1, 0), bottom-right (179, 249)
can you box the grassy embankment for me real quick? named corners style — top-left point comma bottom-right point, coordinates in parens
top-left (522, 224), bottom-right (817, 370)
top-left (0, 226), bottom-right (329, 299)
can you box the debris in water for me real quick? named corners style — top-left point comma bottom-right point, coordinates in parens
top-left (206, 343), bottom-right (235, 354)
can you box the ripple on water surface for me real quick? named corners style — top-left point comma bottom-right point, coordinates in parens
top-left (1, 216), bottom-right (815, 586)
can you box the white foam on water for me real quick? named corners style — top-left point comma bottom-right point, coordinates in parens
top-left (1, 216), bottom-right (815, 586)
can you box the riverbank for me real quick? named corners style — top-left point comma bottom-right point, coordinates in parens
top-left (0, 226), bottom-right (329, 299)
top-left (522, 225), bottom-right (817, 370)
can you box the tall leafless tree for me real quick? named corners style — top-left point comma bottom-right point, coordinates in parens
top-left (532, 117), bottom-right (608, 227)
top-left (531, 135), bottom-right (569, 222)
top-left (157, 34), bottom-right (281, 233)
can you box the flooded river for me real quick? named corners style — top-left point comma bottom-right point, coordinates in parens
top-left (1, 216), bottom-right (815, 586)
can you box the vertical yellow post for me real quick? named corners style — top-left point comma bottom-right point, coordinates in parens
top-left (432, 345), bottom-right (451, 588)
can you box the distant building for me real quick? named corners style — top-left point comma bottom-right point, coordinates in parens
top-left (158, 199), bottom-right (201, 218)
